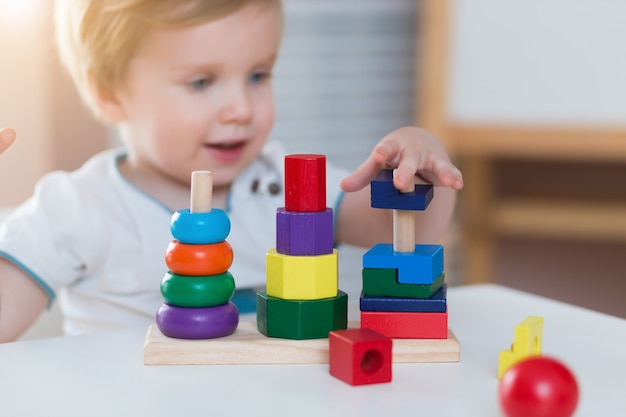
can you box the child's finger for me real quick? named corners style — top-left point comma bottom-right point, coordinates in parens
top-left (393, 153), bottom-right (420, 190)
top-left (0, 128), bottom-right (16, 154)
top-left (418, 158), bottom-right (464, 190)
top-left (340, 155), bottom-right (381, 192)
top-left (342, 139), bottom-right (409, 191)
top-left (371, 138), bottom-right (401, 166)
top-left (439, 166), bottom-right (464, 190)
top-left (373, 139), bottom-right (429, 190)
top-left (431, 157), bottom-right (464, 189)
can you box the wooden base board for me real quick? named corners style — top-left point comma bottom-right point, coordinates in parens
top-left (143, 322), bottom-right (460, 365)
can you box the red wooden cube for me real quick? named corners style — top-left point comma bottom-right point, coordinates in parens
top-left (284, 154), bottom-right (326, 212)
top-left (329, 328), bottom-right (392, 386)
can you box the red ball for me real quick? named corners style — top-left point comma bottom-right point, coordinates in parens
top-left (499, 356), bottom-right (579, 417)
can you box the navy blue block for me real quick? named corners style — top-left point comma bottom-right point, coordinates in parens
top-left (360, 285), bottom-right (447, 313)
top-left (370, 170), bottom-right (434, 210)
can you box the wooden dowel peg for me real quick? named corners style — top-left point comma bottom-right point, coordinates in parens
top-left (190, 171), bottom-right (213, 213)
top-left (393, 173), bottom-right (416, 252)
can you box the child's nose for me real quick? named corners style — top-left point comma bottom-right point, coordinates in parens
top-left (219, 86), bottom-right (253, 125)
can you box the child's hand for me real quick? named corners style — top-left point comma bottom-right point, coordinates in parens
top-left (340, 126), bottom-right (463, 192)
top-left (0, 128), bottom-right (16, 154)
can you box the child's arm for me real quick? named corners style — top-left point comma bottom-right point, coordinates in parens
top-left (0, 259), bottom-right (49, 342)
top-left (336, 126), bottom-right (463, 247)
top-left (0, 129), bottom-right (49, 342)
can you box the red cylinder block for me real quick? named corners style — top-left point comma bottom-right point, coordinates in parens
top-left (284, 154), bottom-right (326, 212)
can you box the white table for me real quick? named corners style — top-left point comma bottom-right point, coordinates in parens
top-left (1, 284), bottom-right (624, 416)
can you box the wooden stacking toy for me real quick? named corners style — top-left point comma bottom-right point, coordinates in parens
top-left (257, 154), bottom-right (348, 340)
top-left (156, 171), bottom-right (239, 339)
top-left (143, 162), bottom-right (459, 366)
top-left (360, 169), bottom-right (449, 339)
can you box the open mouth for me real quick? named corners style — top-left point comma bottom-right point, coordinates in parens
top-left (203, 140), bottom-right (247, 163)
top-left (204, 140), bottom-right (246, 151)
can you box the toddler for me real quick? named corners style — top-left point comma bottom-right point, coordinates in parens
top-left (0, 0), bottom-right (462, 342)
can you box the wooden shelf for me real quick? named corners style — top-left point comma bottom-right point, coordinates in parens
top-left (492, 199), bottom-right (626, 241)
top-left (449, 126), bottom-right (626, 162)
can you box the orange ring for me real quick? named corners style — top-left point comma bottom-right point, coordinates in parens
top-left (165, 240), bottom-right (233, 276)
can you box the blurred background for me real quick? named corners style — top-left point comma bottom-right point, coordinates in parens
top-left (1, 0), bottom-right (625, 340)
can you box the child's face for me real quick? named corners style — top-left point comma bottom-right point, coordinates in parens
top-left (114, 4), bottom-right (281, 188)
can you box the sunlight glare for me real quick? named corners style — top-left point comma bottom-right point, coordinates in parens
top-left (1, 0), bottom-right (41, 23)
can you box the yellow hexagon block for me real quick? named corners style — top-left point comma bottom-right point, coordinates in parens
top-left (266, 248), bottom-right (338, 300)
top-left (498, 316), bottom-right (544, 379)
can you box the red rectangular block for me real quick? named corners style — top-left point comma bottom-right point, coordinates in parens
top-left (284, 154), bottom-right (326, 212)
top-left (329, 328), bottom-right (392, 386)
top-left (360, 309), bottom-right (448, 339)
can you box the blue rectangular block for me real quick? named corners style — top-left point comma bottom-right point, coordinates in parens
top-left (370, 170), bottom-right (434, 210)
top-left (360, 284), bottom-right (447, 313)
top-left (362, 243), bottom-right (444, 284)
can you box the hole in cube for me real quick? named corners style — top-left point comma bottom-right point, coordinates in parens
top-left (360, 349), bottom-right (384, 375)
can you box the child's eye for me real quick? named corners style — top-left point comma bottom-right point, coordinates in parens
top-left (188, 77), bottom-right (212, 91)
top-left (248, 72), bottom-right (271, 84)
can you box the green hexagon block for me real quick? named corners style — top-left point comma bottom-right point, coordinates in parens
top-left (256, 290), bottom-right (348, 340)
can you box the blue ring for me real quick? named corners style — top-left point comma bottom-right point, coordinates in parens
top-left (170, 208), bottom-right (231, 244)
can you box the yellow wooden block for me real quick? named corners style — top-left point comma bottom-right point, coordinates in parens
top-left (266, 248), bottom-right (338, 300)
top-left (498, 315), bottom-right (544, 379)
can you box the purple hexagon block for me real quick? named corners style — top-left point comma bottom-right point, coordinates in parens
top-left (276, 207), bottom-right (334, 256)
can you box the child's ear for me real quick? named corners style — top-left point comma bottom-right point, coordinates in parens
top-left (87, 74), bottom-right (127, 123)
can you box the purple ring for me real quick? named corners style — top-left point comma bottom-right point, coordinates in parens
top-left (156, 302), bottom-right (239, 339)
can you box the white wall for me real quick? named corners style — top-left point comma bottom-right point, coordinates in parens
top-left (448, 0), bottom-right (626, 126)
top-left (272, 0), bottom-right (418, 170)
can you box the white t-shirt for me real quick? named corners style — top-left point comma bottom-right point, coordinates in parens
top-left (0, 141), bottom-right (347, 335)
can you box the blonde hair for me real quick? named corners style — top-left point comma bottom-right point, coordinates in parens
top-left (54, 0), bottom-right (282, 121)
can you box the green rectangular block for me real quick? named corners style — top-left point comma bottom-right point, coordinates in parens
top-left (362, 268), bottom-right (445, 298)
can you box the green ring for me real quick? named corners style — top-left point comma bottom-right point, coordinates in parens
top-left (160, 271), bottom-right (235, 308)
